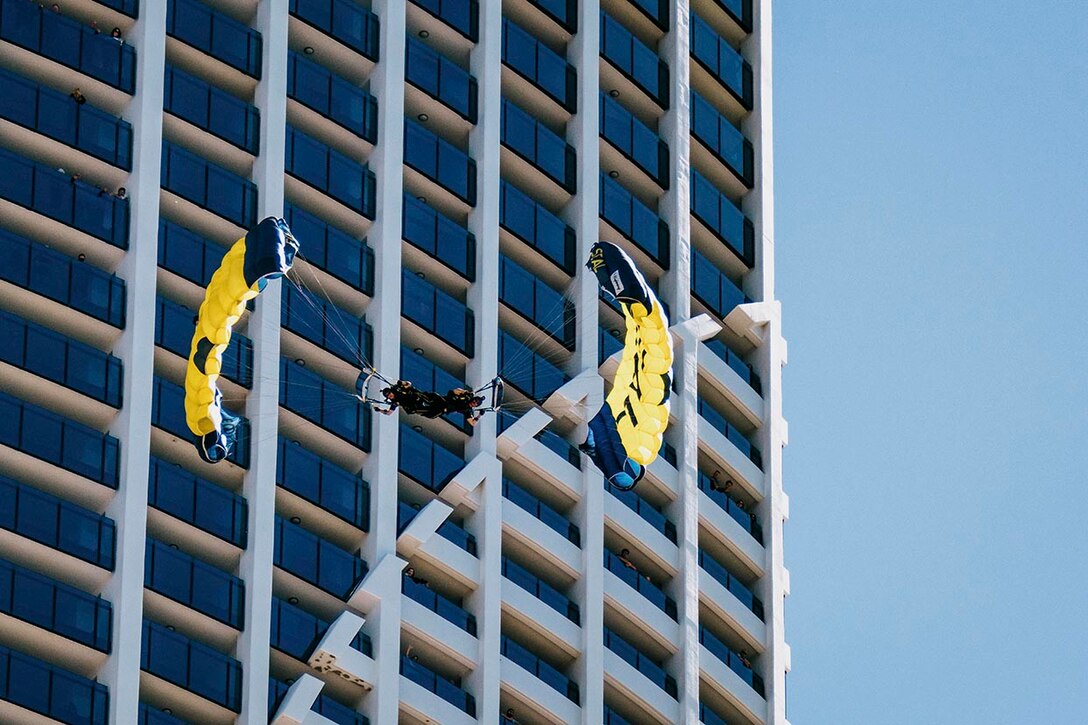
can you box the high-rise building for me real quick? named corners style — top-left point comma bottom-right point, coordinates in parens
top-left (0, 0), bottom-right (787, 722)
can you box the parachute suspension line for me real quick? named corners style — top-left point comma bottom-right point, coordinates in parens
top-left (495, 296), bottom-right (578, 381)
top-left (284, 270), bottom-right (374, 374)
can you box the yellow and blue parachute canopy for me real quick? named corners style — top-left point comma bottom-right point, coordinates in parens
top-left (585, 241), bottom-right (673, 484)
top-left (185, 217), bottom-right (298, 463)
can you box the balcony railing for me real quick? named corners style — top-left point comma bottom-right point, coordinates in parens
top-left (501, 18), bottom-right (577, 112)
top-left (0, 147), bottom-right (129, 249)
top-left (691, 170), bottom-right (754, 266)
top-left (497, 330), bottom-right (567, 401)
top-left (0, 310), bottom-right (123, 407)
top-left (690, 14), bottom-right (752, 109)
top-left (277, 438), bottom-right (370, 530)
top-left (161, 142), bottom-right (257, 229)
top-left (148, 456), bottom-right (247, 547)
top-left (603, 548), bottom-right (677, 620)
top-left (699, 625), bottom-right (764, 696)
top-left (502, 557), bottom-right (579, 624)
top-left (164, 65), bottom-right (259, 153)
top-left (141, 620), bottom-right (242, 711)
top-left (287, 51), bottom-right (378, 142)
top-left (402, 194), bottom-right (476, 280)
top-left (697, 398), bottom-right (762, 469)
top-left (691, 248), bottom-right (750, 321)
top-left (502, 478), bottom-right (579, 547)
top-left (151, 376), bottom-right (250, 468)
top-left (697, 471), bottom-right (762, 543)
top-left (600, 174), bottom-right (669, 267)
top-left (0, 0), bottom-right (136, 92)
top-left (703, 338), bottom-right (761, 396)
top-left (285, 126), bottom-right (376, 218)
top-left (95, 0), bottom-right (138, 17)
top-left (268, 678), bottom-right (370, 725)
top-left (401, 656), bottom-right (476, 716)
top-left (145, 538), bottom-right (244, 628)
top-left (166, 0), bottom-right (261, 78)
top-left (599, 326), bottom-right (624, 366)
top-left (157, 219), bottom-right (225, 287)
top-left (0, 645), bottom-right (109, 723)
top-left (402, 270), bottom-right (475, 356)
top-left (406, 36), bottom-right (478, 122)
top-left (527, 0), bottom-right (577, 33)
top-left (281, 283), bottom-right (371, 367)
top-left (600, 93), bottom-right (669, 188)
top-left (700, 701), bottom-right (730, 725)
top-left (498, 411), bottom-right (581, 469)
top-left (629, 0), bottom-right (669, 30)
top-left (698, 549), bottom-right (763, 619)
top-left (501, 99), bottom-right (576, 193)
top-left (604, 704), bottom-right (635, 724)
top-left (409, 0), bottom-right (478, 41)
top-left (691, 92), bottom-right (753, 186)
top-left (0, 67), bottom-right (132, 168)
top-left (712, 0), bottom-right (752, 33)
top-left (140, 704), bottom-right (187, 725)
top-left (288, 0), bottom-right (380, 60)
top-left (273, 516), bottom-right (367, 599)
top-left (156, 296), bottom-right (251, 387)
top-left (270, 596), bottom-right (371, 660)
top-left (404, 119), bottom-right (477, 205)
top-left (0, 474), bottom-right (116, 568)
top-left (280, 358), bottom-right (371, 450)
top-left (0, 391), bottom-right (119, 487)
top-left (605, 482), bottom-right (676, 543)
top-left (499, 180), bottom-right (576, 274)
top-left (396, 501), bottom-right (477, 555)
top-left (283, 203), bottom-right (374, 295)
top-left (501, 635), bottom-right (579, 703)
top-left (398, 425), bottom-right (465, 493)
top-left (603, 627), bottom-right (677, 698)
top-left (0, 558), bottom-right (111, 651)
top-left (600, 12), bottom-right (668, 108)
top-left (498, 255), bottom-right (575, 349)
top-left (403, 574), bottom-right (477, 635)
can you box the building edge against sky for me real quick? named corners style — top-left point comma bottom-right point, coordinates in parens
top-left (0, 0), bottom-right (788, 723)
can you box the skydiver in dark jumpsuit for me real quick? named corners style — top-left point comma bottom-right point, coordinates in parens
top-left (377, 381), bottom-right (486, 426)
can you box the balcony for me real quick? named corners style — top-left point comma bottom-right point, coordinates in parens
top-left (599, 93), bottom-right (669, 190)
top-left (161, 142), bottom-right (257, 230)
top-left (0, 0), bottom-right (136, 93)
top-left (698, 0), bottom-right (752, 36)
top-left (403, 194), bottom-right (476, 281)
top-left (700, 701), bottom-right (730, 725)
top-left (95, 0), bottom-right (138, 18)
top-left (288, 51), bottom-right (378, 143)
top-left (691, 170), bottom-right (754, 267)
top-left (156, 296), bottom-right (251, 388)
top-left (699, 549), bottom-right (763, 620)
top-left (0, 474), bottom-right (116, 569)
top-left (605, 482), bottom-right (676, 543)
top-left (400, 348), bottom-right (472, 432)
top-left (502, 557), bottom-right (579, 625)
top-left (502, 18), bottom-right (576, 114)
top-left (603, 548), bottom-right (676, 620)
top-left (144, 538), bottom-right (244, 629)
top-left (151, 376), bottom-right (249, 469)
top-left (397, 501), bottom-right (478, 555)
top-left (703, 338), bottom-right (761, 396)
top-left (402, 270), bottom-right (474, 356)
top-left (600, 174), bottom-right (669, 268)
top-left (0, 391), bottom-right (119, 488)
top-left (141, 620), bottom-right (242, 712)
top-left (502, 478), bottom-right (579, 547)
top-left (0, 645), bottom-right (108, 723)
top-left (409, 0), bottom-right (478, 41)
top-left (501, 99), bottom-right (576, 195)
top-left (599, 326), bottom-right (624, 366)
top-left (691, 248), bottom-right (750, 321)
top-left (0, 147), bottom-right (129, 250)
top-left (401, 656), bottom-right (476, 716)
top-left (268, 678), bottom-right (369, 725)
top-left (524, 0), bottom-right (577, 34)
top-left (497, 330), bottom-right (567, 401)
top-left (0, 68), bottom-right (132, 169)
top-left (624, 0), bottom-right (669, 32)
top-left (403, 573), bottom-right (477, 635)
top-left (404, 119), bottom-right (476, 206)
top-left (498, 255), bottom-right (575, 349)
top-left (278, 440), bottom-right (367, 534)
top-left (697, 471), bottom-right (762, 544)
top-left (406, 37), bottom-right (477, 123)
top-left (283, 203), bottom-right (375, 296)
top-left (281, 283), bottom-right (370, 368)
top-left (691, 91), bottom-right (753, 195)
top-left (690, 13), bottom-right (752, 112)
top-left (289, 0), bottom-right (380, 62)
top-left (141, 704), bottom-right (188, 725)
top-left (699, 625), bottom-right (764, 696)
top-left (157, 220), bottom-right (226, 291)
top-left (273, 516), bottom-right (366, 599)
top-left (285, 126), bottom-right (376, 218)
top-left (697, 397), bottom-right (762, 469)
top-left (603, 627), bottom-right (677, 698)
top-left (600, 13), bottom-right (668, 112)
top-left (0, 310), bottom-right (123, 407)
top-left (166, 0), bottom-right (261, 79)
top-left (279, 358), bottom-right (371, 450)
top-left (498, 411), bottom-right (581, 471)
top-left (398, 424), bottom-right (465, 493)
top-left (499, 180), bottom-right (576, 275)
top-left (0, 558), bottom-right (111, 651)
top-left (502, 635), bottom-right (579, 703)
top-left (163, 65), bottom-right (259, 154)
top-left (270, 596), bottom-right (371, 661)
top-left (148, 457), bottom-right (247, 548)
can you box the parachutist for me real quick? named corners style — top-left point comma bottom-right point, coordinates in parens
top-left (369, 378), bottom-right (502, 427)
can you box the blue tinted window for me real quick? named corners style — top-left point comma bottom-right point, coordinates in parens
top-left (498, 181), bottom-right (576, 274)
top-left (0, 559), bottom-right (111, 651)
top-left (406, 37), bottom-right (477, 122)
top-left (287, 52), bottom-right (378, 142)
top-left (0, 645), bottom-right (109, 723)
top-left (141, 621), bottom-right (242, 710)
top-left (281, 284), bottom-right (370, 366)
top-left (401, 195), bottom-right (475, 280)
top-left (689, 174), bottom-right (754, 266)
top-left (401, 270), bottom-right (474, 355)
top-left (598, 174), bottom-right (669, 267)
top-left (498, 256), bottom-right (575, 348)
top-left (279, 358), bottom-right (370, 449)
top-left (164, 66), bottom-right (259, 152)
top-left (286, 127), bottom-right (375, 217)
top-left (409, 0), bottom-right (478, 41)
top-left (496, 331), bottom-right (567, 400)
top-left (148, 457), bottom-right (247, 546)
top-left (145, 539), bottom-right (244, 628)
top-left (283, 203), bottom-right (375, 294)
top-left (288, 0), bottom-right (379, 60)
top-left (403, 120), bottom-right (476, 205)
top-left (277, 438), bottom-right (369, 530)
top-left (166, 0), bottom-right (261, 77)
top-left (501, 19), bottom-right (576, 112)
top-left (690, 14), bottom-right (752, 109)
top-left (155, 296), bottom-right (252, 387)
top-left (600, 13), bottom-right (668, 108)
top-left (151, 376), bottom-right (250, 468)
top-left (599, 93), bottom-right (669, 188)
top-left (397, 425), bottom-right (464, 492)
top-left (500, 99), bottom-right (576, 192)
top-left (690, 92), bottom-right (752, 186)
top-left (273, 516), bottom-right (367, 598)
top-left (161, 143), bottom-right (257, 228)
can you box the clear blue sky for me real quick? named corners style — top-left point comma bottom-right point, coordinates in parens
top-left (774, 1), bottom-right (1088, 722)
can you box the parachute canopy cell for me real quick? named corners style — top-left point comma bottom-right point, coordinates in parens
top-left (185, 217), bottom-right (298, 463)
top-left (584, 241), bottom-right (673, 488)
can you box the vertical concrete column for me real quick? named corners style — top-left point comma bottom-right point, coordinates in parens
top-left (568, 5), bottom-right (604, 723)
top-left (236, 1), bottom-right (289, 721)
top-left (100, 5), bottom-right (166, 722)
top-left (465, 1), bottom-right (503, 721)
top-left (659, 3), bottom-right (701, 722)
top-left (362, 2), bottom-right (407, 722)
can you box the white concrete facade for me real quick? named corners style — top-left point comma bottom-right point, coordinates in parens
top-left (0, 0), bottom-right (787, 724)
